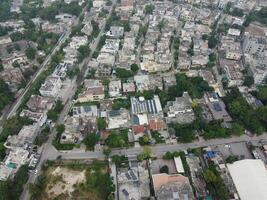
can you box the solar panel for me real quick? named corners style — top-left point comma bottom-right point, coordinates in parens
top-left (213, 102), bottom-right (222, 111)
top-left (129, 170), bottom-right (137, 181)
top-left (83, 106), bottom-right (92, 113)
top-left (126, 173), bottom-right (131, 180)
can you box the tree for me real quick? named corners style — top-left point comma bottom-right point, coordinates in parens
top-left (139, 135), bottom-right (150, 145)
top-left (243, 76), bottom-right (254, 87)
top-left (203, 169), bottom-right (217, 183)
top-left (0, 80), bottom-right (14, 112)
top-left (144, 4), bottom-right (155, 14)
top-left (160, 165), bottom-right (169, 174)
top-left (25, 47), bottom-right (36, 60)
top-left (257, 106), bottom-right (267, 123)
top-left (83, 133), bottom-right (99, 150)
top-left (56, 124), bottom-right (65, 135)
top-left (115, 68), bottom-right (133, 78)
top-left (226, 155), bottom-right (238, 163)
top-left (257, 86), bottom-right (267, 103)
top-left (103, 146), bottom-right (112, 157)
top-left (231, 123), bottom-right (244, 136)
top-left (208, 35), bottom-right (218, 49)
top-left (137, 146), bottom-right (152, 161)
top-left (130, 63), bottom-right (139, 73)
top-left (77, 45), bottom-right (90, 62)
top-left (97, 118), bottom-right (107, 130)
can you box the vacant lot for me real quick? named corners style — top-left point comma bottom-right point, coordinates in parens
top-left (29, 160), bottom-right (114, 200)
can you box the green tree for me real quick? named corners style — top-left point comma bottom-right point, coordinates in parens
top-left (138, 146), bottom-right (152, 161)
top-left (26, 47), bottom-right (36, 60)
top-left (144, 4), bottom-right (155, 14)
top-left (83, 133), bottom-right (99, 150)
top-left (243, 76), bottom-right (254, 87)
top-left (56, 124), bottom-right (65, 135)
top-left (0, 80), bottom-right (14, 112)
top-left (115, 68), bottom-right (133, 78)
top-left (97, 118), bottom-right (107, 130)
top-left (203, 169), bottom-right (217, 183)
top-left (77, 45), bottom-right (90, 62)
top-left (139, 135), bottom-right (150, 145)
top-left (160, 165), bottom-right (169, 174)
top-left (208, 35), bottom-right (218, 49)
top-left (130, 63), bottom-right (139, 73)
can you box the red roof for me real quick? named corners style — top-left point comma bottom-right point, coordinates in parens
top-left (132, 125), bottom-right (145, 134)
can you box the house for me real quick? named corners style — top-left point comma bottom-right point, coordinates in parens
top-left (4, 149), bottom-right (29, 169)
top-left (39, 76), bottom-right (62, 98)
top-left (122, 82), bottom-right (136, 93)
top-left (109, 80), bottom-right (122, 97)
top-left (163, 74), bottom-right (176, 90)
top-left (106, 26), bottom-right (124, 38)
top-left (72, 105), bottom-right (98, 118)
top-left (152, 173), bottom-right (194, 200)
top-left (204, 92), bottom-right (232, 122)
top-left (26, 95), bottom-right (54, 112)
top-left (107, 109), bottom-right (130, 129)
top-left (52, 62), bottom-right (69, 78)
top-left (77, 79), bottom-right (105, 102)
top-left (77, 87), bottom-right (105, 102)
top-left (134, 75), bottom-right (150, 92)
top-left (164, 92), bottom-right (195, 124)
top-left (20, 110), bottom-right (47, 126)
top-left (4, 124), bottom-right (40, 149)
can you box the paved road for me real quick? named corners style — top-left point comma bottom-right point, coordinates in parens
top-left (60, 134), bottom-right (267, 160)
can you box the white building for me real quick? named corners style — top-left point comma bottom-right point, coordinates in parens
top-left (243, 36), bottom-right (266, 56)
top-left (109, 80), bottom-right (122, 97)
top-left (227, 159), bottom-right (267, 200)
top-left (39, 76), bottom-right (62, 98)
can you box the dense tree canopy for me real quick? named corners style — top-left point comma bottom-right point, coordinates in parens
top-left (0, 80), bottom-right (13, 113)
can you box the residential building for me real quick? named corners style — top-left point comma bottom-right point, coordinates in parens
top-left (20, 110), bottom-right (47, 126)
top-left (72, 105), bottom-right (98, 118)
top-left (109, 80), bottom-right (122, 97)
top-left (152, 173), bottom-right (194, 200)
top-left (164, 92), bottom-right (195, 124)
top-left (107, 109), bottom-right (130, 129)
top-left (106, 26), bottom-right (124, 38)
top-left (39, 76), bottom-right (62, 98)
top-left (243, 36), bottom-right (266, 56)
top-left (26, 95), bottom-right (54, 112)
top-left (4, 124), bottom-right (40, 149)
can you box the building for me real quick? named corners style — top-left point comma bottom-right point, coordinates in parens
top-left (72, 105), bottom-right (98, 118)
top-left (122, 82), bottom-right (136, 93)
top-left (134, 75), bottom-right (150, 92)
top-left (107, 109), bottom-right (130, 129)
top-left (243, 36), bottom-right (266, 56)
top-left (4, 124), bottom-right (40, 149)
top-left (245, 54), bottom-right (267, 85)
top-left (26, 95), bottom-right (54, 112)
top-left (152, 173), bottom-right (194, 200)
top-left (205, 92), bottom-right (232, 122)
top-left (131, 95), bottom-right (163, 117)
top-left (77, 87), bottom-right (105, 102)
top-left (20, 110), bottom-right (47, 126)
top-left (106, 26), bottom-right (124, 38)
top-left (117, 161), bottom-right (150, 200)
top-left (164, 92), bottom-right (195, 124)
top-left (109, 80), bottom-right (122, 97)
top-left (39, 76), bottom-right (62, 98)
top-left (52, 62), bottom-right (69, 78)
top-left (227, 159), bottom-right (267, 200)
top-left (4, 149), bottom-right (29, 169)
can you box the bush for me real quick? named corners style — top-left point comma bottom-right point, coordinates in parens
top-left (160, 165), bottom-right (169, 174)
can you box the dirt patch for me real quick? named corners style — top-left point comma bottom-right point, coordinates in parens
top-left (46, 166), bottom-right (86, 199)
